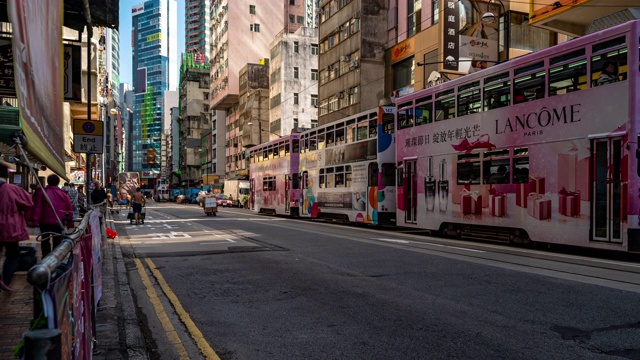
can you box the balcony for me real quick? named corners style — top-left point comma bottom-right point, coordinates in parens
top-left (529, 0), bottom-right (640, 37)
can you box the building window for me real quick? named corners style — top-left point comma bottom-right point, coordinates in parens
top-left (393, 57), bottom-right (415, 90)
top-left (311, 119), bottom-right (318, 128)
top-left (293, 93), bottom-right (299, 105)
top-left (311, 94), bottom-right (318, 107)
top-left (293, 118), bottom-right (298, 130)
top-left (297, 16), bottom-right (304, 24)
top-left (408, 0), bottom-right (421, 37)
top-left (290, 0), bottom-right (295, 4)
top-left (250, 5), bottom-right (256, 14)
top-left (289, 14), bottom-right (295, 23)
top-left (311, 44), bottom-right (318, 55)
top-left (293, 67), bottom-right (299, 79)
top-left (311, 69), bottom-right (318, 80)
top-left (432, 0), bottom-right (439, 25)
top-left (250, 24), bottom-right (260, 32)
top-left (294, 41), bottom-right (299, 53)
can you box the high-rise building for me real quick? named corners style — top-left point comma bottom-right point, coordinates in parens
top-left (185, 0), bottom-right (210, 57)
top-left (119, 83), bottom-right (133, 173)
top-left (131, 0), bottom-right (178, 185)
top-left (104, 28), bottom-right (121, 185)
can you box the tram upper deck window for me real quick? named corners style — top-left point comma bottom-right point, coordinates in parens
top-left (591, 36), bottom-right (627, 87)
top-left (347, 120), bottom-right (356, 143)
top-left (415, 95), bottom-right (432, 125)
top-left (457, 81), bottom-right (481, 117)
top-left (435, 89), bottom-right (455, 121)
top-left (514, 61), bottom-right (545, 103)
top-left (335, 127), bottom-right (345, 145)
top-left (357, 121), bottom-right (368, 141)
top-left (549, 49), bottom-right (587, 96)
top-left (398, 102), bottom-right (414, 129)
top-left (369, 119), bottom-right (377, 138)
top-left (317, 133), bottom-right (326, 150)
top-left (483, 72), bottom-right (510, 111)
top-left (326, 127), bottom-right (335, 147)
top-left (382, 112), bottom-right (395, 134)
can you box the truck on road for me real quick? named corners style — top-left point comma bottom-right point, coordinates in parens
top-left (223, 179), bottom-right (250, 208)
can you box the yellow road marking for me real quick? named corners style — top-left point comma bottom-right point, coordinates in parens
top-left (134, 258), bottom-right (190, 359)
top-left (146, 258), bottom-right (221, 360)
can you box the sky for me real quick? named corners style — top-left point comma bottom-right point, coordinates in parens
top-left (119, 0), bottom-right (185, 85)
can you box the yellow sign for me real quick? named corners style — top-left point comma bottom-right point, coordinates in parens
top-left (391, 38), bottom-right (415, 62)
top-left (73, 118), bottom-right (104, 136)
top-left (147, 33), bottom-right (162, 42)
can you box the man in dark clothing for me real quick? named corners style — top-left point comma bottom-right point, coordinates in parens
top-left (90, 181), bottom-right (108, 205)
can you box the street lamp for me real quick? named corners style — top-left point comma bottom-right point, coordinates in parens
top-left (481, 0), bottom-right (509, 61)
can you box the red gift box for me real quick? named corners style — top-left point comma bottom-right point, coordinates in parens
top-left (558, 188), bottom-right (581, 217)
top-left (516, 182), bottom-right (530, 208)
top-left (489, 188), bottom-right (506, 217)
top-left (461, 189), bottom-right (482, 215)
top-left (529, 176), bottom-right (545, 194)
top-left (527, 193), bottom-right (551, 220)
top-left (558, 153), bottom-right (590, 201)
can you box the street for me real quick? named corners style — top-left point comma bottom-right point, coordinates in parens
top-left (114, 202), bottom-right (640, 360)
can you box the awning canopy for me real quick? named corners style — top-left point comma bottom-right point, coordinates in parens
top-left (0, 0), bottom-right (119, 31)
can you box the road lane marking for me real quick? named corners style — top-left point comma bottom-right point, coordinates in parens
top-left (134, 258), bottom-right (190, 359)
top-left (375, 238), bottom-right (410, 244)
top-left (375, 238), bottom-right (485, 253)
top-left (146, 258), bottom-right (220, 360)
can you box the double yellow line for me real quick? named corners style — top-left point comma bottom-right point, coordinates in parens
top-left (134, 258), bottom-right (220, 360)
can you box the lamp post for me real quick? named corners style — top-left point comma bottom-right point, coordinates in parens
top-left (481, 0), bottom-right (509, 61)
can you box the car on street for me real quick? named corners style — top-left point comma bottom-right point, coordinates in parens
top-left (216, 194), bottom-right (232, 207)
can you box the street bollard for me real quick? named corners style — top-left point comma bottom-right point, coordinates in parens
top-left (23, 329), bottom-right (62, 360)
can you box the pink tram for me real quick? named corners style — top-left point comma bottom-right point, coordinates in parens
top-left (395, 20), bottom-right (640, 252)
top-left (248, 134), bottom-right (301, 216)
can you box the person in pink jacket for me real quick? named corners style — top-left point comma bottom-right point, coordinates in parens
top-left (32, 174), bottom-right (74, 258)
top-left (0, 163), bottom-right (33, 291)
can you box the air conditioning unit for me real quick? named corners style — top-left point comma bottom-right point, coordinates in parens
top-left (349, 60), bottom-right (360, 68)
top-left (340, 55), bottom-right (350, 62)
top-left (353, 11), bottom-right (361, 19)
top-left (0, 107), bottom-right (22, 145)
top-left (336, 92), bottom-right (345, 99)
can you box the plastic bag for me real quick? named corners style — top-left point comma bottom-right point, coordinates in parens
top-left (106, 227), bottom-right (118, 239)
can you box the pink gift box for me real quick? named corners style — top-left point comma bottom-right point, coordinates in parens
top-left (461, 190), bottom-right (482, 215)
top-left (527, 193), bottom-right (551, 220)
top-left (558, 153), bottom-right (590, 201)
top-left (558, 188), bottom-right (581, 217)
top-left (489, 194), bottom-right (506, 217)
top-left (516, 182), bottom-right (530, 208)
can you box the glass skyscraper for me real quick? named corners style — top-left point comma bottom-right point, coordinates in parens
top-left (131, 0), bottom-right (178, 176)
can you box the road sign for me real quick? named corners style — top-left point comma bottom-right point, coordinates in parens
top-left (73, 118), bottom-right (104, 153)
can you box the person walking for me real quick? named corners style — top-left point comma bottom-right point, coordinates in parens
top-left (77, 184), bottom-right (87, 217)
top-left (131, 187), bottom-right (145, 225)
top-left (90, 181), bottom-right (107, 206)
top-left (0, 163), bottom-right (33, 291)
top-left (33, 174), bottom-right (74, 258)
top-left (67, 183), bottom-right (79, 219)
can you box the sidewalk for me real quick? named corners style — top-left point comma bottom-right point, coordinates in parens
top-left (0, 218), bottom-right (148, 359)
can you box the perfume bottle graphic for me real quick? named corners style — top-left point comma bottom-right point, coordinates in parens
top-left (424, 156), bottom-right (436, 211)
top-left (438, 159), bottom-right (449, 212)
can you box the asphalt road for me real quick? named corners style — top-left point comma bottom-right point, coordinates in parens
top-left (115, 202), bottom-right (640, 360)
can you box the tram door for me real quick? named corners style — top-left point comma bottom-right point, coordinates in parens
top-left (285, 175), bottom-right (290, 213)
top-left (404, 159), bottom-right (417, 224)
top-left (301, 171), bottom-right (309, 215)
top-left (250, 179), bottom-right (255, 210)
top-left (592, 137), bottom-right (624, 243)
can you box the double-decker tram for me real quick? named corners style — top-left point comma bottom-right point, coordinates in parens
top-left (395, 20), bottom-right (640, 252)
top-left (248, 134), bottom-right (301, 215)
top-left (299, 106), bottom-right (396, 225)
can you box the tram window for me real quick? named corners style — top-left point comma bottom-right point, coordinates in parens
top-left (285, 143), bottom-right (290, 155)
top-left (398, 102), bottom-right (414, 129)
top-left (591, 47), bottom-right (628, 87)
top-left (369, 119), bottom-right (378, 138)
top-left (273, 146), bottom-right (280, 158)
top-left (357, 123), bottom-right (368, 141)
top-left (319, 169), bottom-right (326, 189)
top-left (435, 96), bottom-right (455, 121)
top-left (335, 128), bottom-right (345, 145)
top-left (512, 147), bottom-right (529, 184)
top-left (368, 163), bottom-right (379, 187)
top-left (345, 165), bottom-right (352, 187)
top-left (415, 102), bottom-right (432, 125)
top-left (335, 173), bottom-right (344, 187)
top-left (347, 124), bottom-right (356, 143)
top-left (382, 112), bottom-right (395, 134)
top-left (292, 139), bottom-right (299, 153)
top-left (326, 131), bottom-right (334, 147)
top-left (483, 149), bottom-right (511, 184)
top-left (514, 71), bottom-right (545, 103)
top-left (458, 88), bottom-right (481, 116)
top-left (326, 168), bottom-right (335, 188)
top-left (397, 165), bottom-right (403, 187)
top-left (292, 173), bottom-right (299, 189)
top-left (381, 163), bottom-right (395, 186)
top-left (317, 133), bottom-right (326, 149)
top-left (456, 153), bottom-right (481, 185)
top-left (514, 61), bottom-right (544, 76)
top-left (483, 79), bottom-right (511, 111)
top-left (549, 58), bottom-right (587, 96)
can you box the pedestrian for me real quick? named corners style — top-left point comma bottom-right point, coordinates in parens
top-left (0, 163), bottom-right (33, 291)
top-left (33, 174), bottom-right (74, 258)
top-left (131, 187), bottom-right (145, 225)
top-left (68, 183), bottom-right (79, 219)
top-left (77, 184), bottom-right (87, 217)
top-left (90, 181), bottom-right (108, 206)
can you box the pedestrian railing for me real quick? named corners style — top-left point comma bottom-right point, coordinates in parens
top-left (20, 203), bottom-right (107, 359)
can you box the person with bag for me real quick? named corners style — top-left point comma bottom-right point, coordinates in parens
top-left (0, 163), bottom-right (33, 291)
top-left (33, 174), bottom-right (74, 258)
